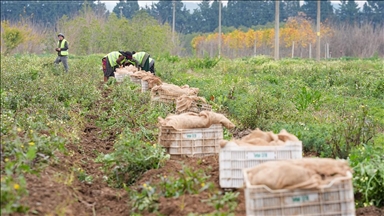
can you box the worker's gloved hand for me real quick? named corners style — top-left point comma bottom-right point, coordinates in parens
top-left (119, 65), bottom-right (123, 68)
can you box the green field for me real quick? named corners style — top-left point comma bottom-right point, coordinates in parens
top-left (1, 54), bottom-right (383, 215)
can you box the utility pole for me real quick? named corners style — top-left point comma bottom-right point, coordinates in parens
top-left (274, 0), bottom-right (279, 60)
top-left (172, 1), bottom-right (176, 44)
top-left (119, 6), bottom-right (123, 18)
top-left (218, 0), bottom-right (221, 58)
top-left (316, 0), bottom-right (321, 61)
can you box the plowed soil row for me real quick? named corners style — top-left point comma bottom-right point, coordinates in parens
top-left (12, 83), bottom-right (383, 216)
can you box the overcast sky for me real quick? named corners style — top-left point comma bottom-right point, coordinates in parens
top-left (102, 1), bottom-right (226, 12)
top-left (102, 1), bottom-right (367, 12)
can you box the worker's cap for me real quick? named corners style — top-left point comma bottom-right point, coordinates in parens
top-left (58, 33), bottom-right (65, 38)
top-left (123, 51), bottom-right (132, 59)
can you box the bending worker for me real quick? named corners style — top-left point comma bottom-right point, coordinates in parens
top-left (102, 51), bottom-right (133, 82)
top-left (148, 57), bottom-right (155, 75)
top-left (130, 51), bottom-right (151, 72)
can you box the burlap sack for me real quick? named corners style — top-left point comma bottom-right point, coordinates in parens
top-left (288, 158), bottom-right (352, 177)
top-left (151, 83), bottom-right (199, 98)
top-left (224, 128), bottom-right (298, 147)
top-left (125, 65), bottom-right (138, 73)
top-left (175, 95), bottom-right (208, 113)
top-left (238, 138), bottom-right (270, 147)
top-left (278, 129), bottom-right (300, 142)
top-left (237, 139), bottom-right (269, 147)
top-left (246, 158), bottom-right (351, 189)
top-left (130, 70), bottom-right (151, 79)
top-left (158, 111), bottom-right (235, 129)
top-left (142, 76), bottom-right (162, 89)
top-left (248, 162), bottom-right (319, 190)
top-left (115, 68), bottom-right (133, 75)
top-left (240, 128), bottom-right (279, 144)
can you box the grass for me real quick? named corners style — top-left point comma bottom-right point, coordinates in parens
top-left (1, 53), bottom-right (383, 213)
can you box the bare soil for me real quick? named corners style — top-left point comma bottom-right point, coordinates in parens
top-left (10, 83), bottom-right (382, 216)
top-left (356, 206), bottom-right (384, 216)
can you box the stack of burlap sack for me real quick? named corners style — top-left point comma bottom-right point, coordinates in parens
top-left (175, 95), bottom-right (211, 114)
top-left (115, 68), bottom-right (132, 76)
top-left (125, 65), bottom-right (138, 73)
top-left (115, 65), bottom-right (138, 75)
top-left (151, 83), bottom-right (199, 98)
top-left (220, 128), bottom-right (300, 148)
top-left (245, 158), bottom-right (352, 190)
top-left (130, 70), bottom-right (162, 89)
top-left (158, 111), bottom-right (235, 130)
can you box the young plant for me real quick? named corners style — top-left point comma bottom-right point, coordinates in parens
top-left (325, 105), bottom-right (376, 159)
top-left (158, 166), bottom-right (214, 198)
top-left (203, 191), bottom-right (240, 213)
top-left (293, 86), bottom-right (322, 111)
top-left (187, 57), bottom-right (221, 69)
top-left (74, 167), bottom-right (93, 184)
top-left (126, 183), bottom-right (160, 214)
top-left (349, 144), bottom-right (384, 208)
top-left (96, 131), bottom-right (170, 187)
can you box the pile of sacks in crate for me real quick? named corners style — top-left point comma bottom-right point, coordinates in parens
top-left (114, 65), bottom-right (211, 113)
top-left (156, 111), bottom-right (354, 215)
top-left (118, 62), bottom-right (355, 215)
top-left (158, 110), bottom-right (235, 130)
top-left (158, 111), bottom-right (235, 156)
top-left (220, 128), bottom-right (299, 147)
top-left (245, 158), bottom-right (352, 190)
top-left (217, 127), bottom-right (355, 215)
top-left (114, 65), bottom-right (161, 88)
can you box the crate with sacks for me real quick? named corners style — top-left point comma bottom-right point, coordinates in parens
top-left (128, 70), bottom-right (162, 92)
top-left (125, 64), bottom-right (139, 72)
top-left (128, 70), bottom-right (150, 85)
top-left (158, 111), bottom-right (235, 157)
top-left (219, 128), bottom-right (302, 188)
top-left (114, 67), bottom-right (134, 82)
top-left (243, 158), bottom-right (355, 216)
top-left (151, 83), bottom-right (199, 104)
top-left (175, 95), bottom-right (212, 114)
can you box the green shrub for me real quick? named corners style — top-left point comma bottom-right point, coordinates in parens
top-left (96, 131), bottom-right (170, 187)
top-left (293, 87), bottom-right (322, 111)
top-left (158, 166), bottom-right (214, 198)
top-left (1, 21), bottom-right (26, 55)
top-left (158, 52), bottom-right (181, 63)
top-left (127, 166), bottom-right (215, 214)
top-left (202, 191), bottom-right (239, 214)
top-left (349, 145), bottom-right (384, 207)
top-left (187, 56), bottom-right (221, 69)
top-left (0, 54), bottom-right (101, 213)
top-left (326, 105), bottom-right (377, 159)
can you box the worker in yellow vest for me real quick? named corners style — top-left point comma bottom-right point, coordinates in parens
top-left (54, 33), bottom-right (69, 73)
top-left (125, 52), bottom-right (155, 74)
top-left (102, 51), bottom-right (133, 82)
top-left (148, 57), bottom-right (155, 75)
top-left (130, 51), bottom-right (151, 72)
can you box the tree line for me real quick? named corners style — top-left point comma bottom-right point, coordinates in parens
top-left (1, 0), bottom-right (383, 33)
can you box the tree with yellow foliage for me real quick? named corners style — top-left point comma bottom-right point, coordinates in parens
top-left (1, 21), bottom-right (27, 55)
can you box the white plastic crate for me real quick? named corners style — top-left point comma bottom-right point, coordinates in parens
top-left (141, 80), bottom-right (149, 92)
top-left (115, 73), bottom-right (130, 82)
top-left (159, 124), bottom-right (223, 157)
top-left (150, 95), bottom-right (175, 104)
top-left (219, 141), bottom-right (302, 188)
top-left (151, 88), bottom-right (198, 104)
top-left (130, 75), bottom-right (142, 84)
top-left (243, 169), bottom-right (355, 216)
